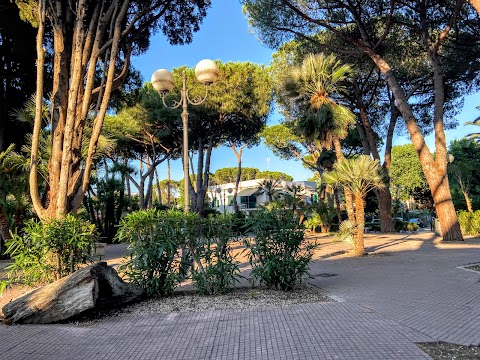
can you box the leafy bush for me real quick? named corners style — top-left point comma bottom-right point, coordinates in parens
top-left (244, 210), bottom-right (316, 291)
top-left (2, 215), bottom-right (96, 289)
top-left (187, 214), bottom-right (242, 295)
top-left (394, 219), bottom-right (407, 232)
top-left (116, 210), bottom-right (241, 296)
top-left (457, 210), bottom-right (480, 235)
top-left (303, 214), bottom-right (321, 232)
top-left (406, 222), bottom-right (419, 232)
top-left (116, 209), bottom-right (183, 296)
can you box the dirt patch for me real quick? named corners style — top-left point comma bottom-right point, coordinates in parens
top-left (417, 342), bottom-right (480, 359)
top-left (68, 284), bottom-right (333, 326)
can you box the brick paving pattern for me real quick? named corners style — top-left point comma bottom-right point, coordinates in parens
top-left (1, 231), bottom-right (480, 359)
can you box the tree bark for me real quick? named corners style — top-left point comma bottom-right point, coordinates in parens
top-left (462, 190), bottom-right (473, 213)
top-left (155, 168), bottom-right (162, 205)
top-left (0, 205), bottom-right (11, 256)
top-left (353, 194), bottom-right (366, 256)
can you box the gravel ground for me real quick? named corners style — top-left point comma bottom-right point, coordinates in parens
top-left (68, 284), bottom-right (333, 326)
top-left (417, 342), bottom-right (480, 359)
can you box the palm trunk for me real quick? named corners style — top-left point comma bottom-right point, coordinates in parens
top-left (353, 194), bottom-right (366, 256)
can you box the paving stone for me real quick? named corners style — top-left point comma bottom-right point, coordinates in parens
top-left (1, 232), bottom-right (479, 359)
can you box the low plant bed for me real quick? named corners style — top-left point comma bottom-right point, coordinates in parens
top-left (417, 342), bottom-right (480, 359)
top-left (465, 264), bottom-right (480, 272)
top-left (68, 284), bottom-right (334, 326)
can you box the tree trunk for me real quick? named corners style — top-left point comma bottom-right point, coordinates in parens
top-left (0, 205), bottom-right (11, 256)
top-left (155, 168), bottom-right (162, 205)
top-left (356, 92), bottom-right (394, 232)
top-left (2, 262), bottom-right (144, 324)
top-left (462, 189), bottom-right (473, 213)
top-left (231, 143), bottom-right (246, 213)
top-left (167, 159), bottom-right (171, 207)
top-left (353, 194), bottom-right (366, 256)
top-left (468, 0), bottom-right (480, 15)
top-left (377, 187), bottom-right (394, 232)
top-left (367, 50), bottom-right (463, 241)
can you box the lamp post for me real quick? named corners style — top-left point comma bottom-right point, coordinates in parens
top-left (151, 60), bottom-right (219, 212)
top-left (216, 187), bottom-right (233, 215)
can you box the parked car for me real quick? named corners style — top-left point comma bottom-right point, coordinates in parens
top-left (408, 218), bottom-right (424, 228)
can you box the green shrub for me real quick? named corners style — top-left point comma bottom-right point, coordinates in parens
top-left (116, 210), bottom-right (241, 296)
top-left (394, 219), bottom-right (407, 232)
top-left (2, 215), bottom-right (96, 290)
top-left (187, 214), bottom-right (242, 295)
top-left (406, 222), bottom-right (419, 232)
top-left (244, 210), bottom-right (317, 291)
top-left (303, 213), bottom-right (321, 232)
top-left (116, 209), bottom-right (183, 296)
top-left (457, 210), bottom-right (480, 235)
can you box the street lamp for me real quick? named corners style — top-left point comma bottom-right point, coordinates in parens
top-left (216, 187), bottom-right (233, 215)
top-left (151, 59), bottom-right (219, 212)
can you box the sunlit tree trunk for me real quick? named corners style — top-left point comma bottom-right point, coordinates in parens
top-left (367, 49), bottom-right (463, 241)
top-left (353, 194), bottom-right (366, 256)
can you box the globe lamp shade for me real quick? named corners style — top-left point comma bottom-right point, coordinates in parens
top-left (195, 59), bottom-right (219, 85)
top-left (151, 69), bottom-right (175, 93)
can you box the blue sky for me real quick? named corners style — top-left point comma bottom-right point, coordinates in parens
top-left (132, 0), bottom-right (480, 182)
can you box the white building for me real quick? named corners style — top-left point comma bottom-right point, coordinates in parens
top-left (206, 179), bottom-right (318, 214)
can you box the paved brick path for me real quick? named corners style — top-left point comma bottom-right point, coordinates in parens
top-left (1, 231), bottom-right (480, 359)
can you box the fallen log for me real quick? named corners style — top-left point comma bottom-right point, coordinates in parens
top-left (1, 262), bottom-right (144, 324)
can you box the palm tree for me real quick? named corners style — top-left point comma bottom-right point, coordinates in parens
top-left (259, 179), bottom-right (281, 203)
top-left (284, 183), bottom-right (305, 215)
top-left (324, 156), bottom-right (385, 256)
top-left (281, 53), bottom-right (356, 155)
top-left (279, 53), bottom-right (357, 224)
top-left (466, 115), bottom-right (480, 143)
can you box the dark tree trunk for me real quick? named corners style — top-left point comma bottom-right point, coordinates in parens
top-left (0, 205), bottom-right (11, 256)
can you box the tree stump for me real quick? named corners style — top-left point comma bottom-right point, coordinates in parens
top-left (1, 262), bottom-right (144, 324)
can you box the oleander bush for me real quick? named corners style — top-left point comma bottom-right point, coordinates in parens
top-left (187, 214), bottom-right (242, 295)
top-left (116, 210), bottom-right (241, 296)
top-left (116, 209), bottom-right (184, 296)
top-left (244, 210), bottom-right (317, 291)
